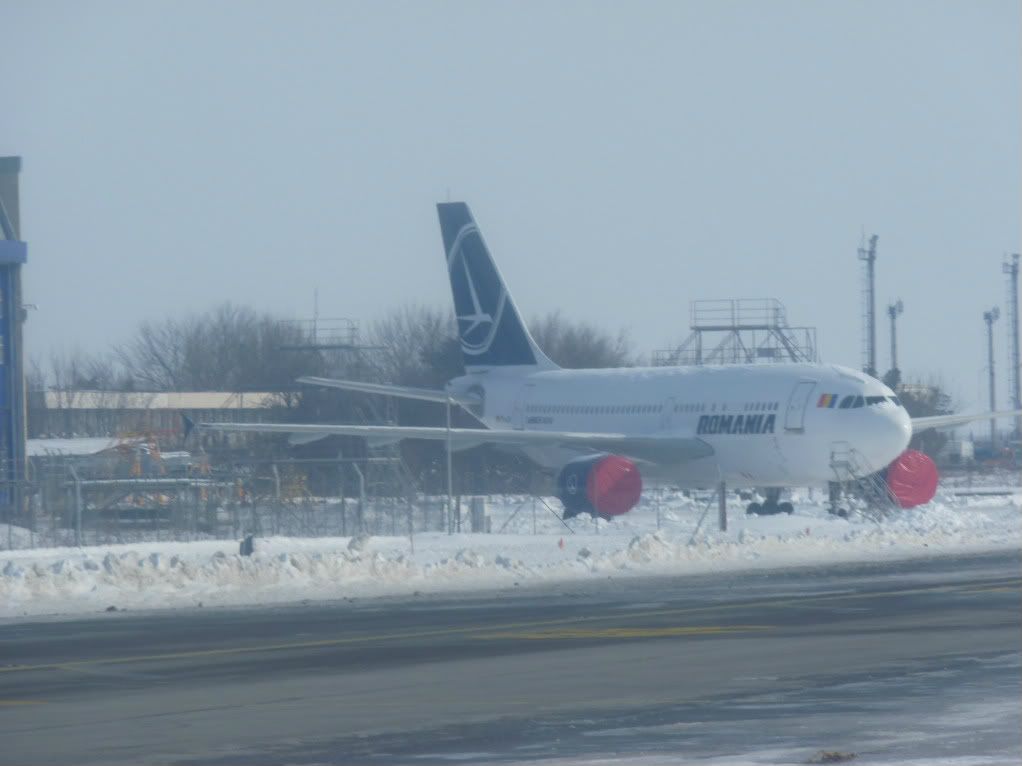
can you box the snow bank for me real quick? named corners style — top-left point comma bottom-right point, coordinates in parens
top-left (1, 494), bottom-right (1019, 619)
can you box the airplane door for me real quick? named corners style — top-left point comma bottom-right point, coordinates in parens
top-left (784, 380), bottom-right (817, 432)
top-left (660, 397), bottom-right (676, 431)
top-left (512, 384), bottom-right (534, 430)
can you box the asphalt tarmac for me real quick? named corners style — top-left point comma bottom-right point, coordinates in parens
top-left (1, 551), bottom-right (1019, 765)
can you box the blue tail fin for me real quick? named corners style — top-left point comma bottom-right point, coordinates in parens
top-left (437, 202), bottom-right (557, 372)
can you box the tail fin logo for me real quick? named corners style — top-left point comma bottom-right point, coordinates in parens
top-left (447, 222), bottom-right (508, 356)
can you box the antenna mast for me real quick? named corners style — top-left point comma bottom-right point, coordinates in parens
top-left (1004, 254), bottom-right (1020, 440)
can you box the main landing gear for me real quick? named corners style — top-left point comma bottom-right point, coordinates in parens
top-left (745, 488), bottom-right (794, 516)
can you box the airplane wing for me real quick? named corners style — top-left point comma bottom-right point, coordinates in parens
top-left (197, 421), bottom-right (714, 465)
top-left (911, 409), bottom-right (1022, 434)
top-left (297, 376), bottom-right (481, 407)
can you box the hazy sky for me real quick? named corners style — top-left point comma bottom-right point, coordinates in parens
top-left (2, 1), bottom-right (1019, 407)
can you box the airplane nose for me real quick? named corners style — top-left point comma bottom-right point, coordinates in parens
top-left (878, 406), bottom-right (913, 465)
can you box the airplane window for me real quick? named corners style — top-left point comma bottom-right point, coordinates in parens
top-left (853, 396), bottom-right (864, 408)
top-left (889, 396), bottom-right (901, 406)
top-left (866, 396), bottom-right (885, 406)
top-left (839, 396), bottom-right (854, 409)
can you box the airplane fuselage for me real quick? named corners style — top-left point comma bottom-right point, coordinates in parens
top-left (454, 362), bottom-right (912, 489)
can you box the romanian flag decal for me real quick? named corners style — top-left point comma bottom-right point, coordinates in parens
top-left (817, 393), bottom-right (838, 408)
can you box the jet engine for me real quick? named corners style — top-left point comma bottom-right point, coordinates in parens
top-left (557, 454), bottom-right (642, 519)
top-left (885, 449), bottom-right (939, 508)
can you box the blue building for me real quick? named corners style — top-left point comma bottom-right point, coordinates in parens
top-left (0, 156), bottom-right (28, 521)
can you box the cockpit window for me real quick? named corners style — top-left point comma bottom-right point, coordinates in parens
top-left (838, 394), bottom-right (889, 409)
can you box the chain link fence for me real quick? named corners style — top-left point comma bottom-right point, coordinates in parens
top-left (1, 448), bottom-right (552, 550)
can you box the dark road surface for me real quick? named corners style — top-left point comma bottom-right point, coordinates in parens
top-left (1, 551), bottom-right (1019, 765)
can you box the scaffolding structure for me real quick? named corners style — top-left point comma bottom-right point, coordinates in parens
top-left (652, 299), bottom-right (817, 367)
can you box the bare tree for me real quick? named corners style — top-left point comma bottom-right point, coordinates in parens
top-left (366, 305), bottom-right (461, 386)
top-left (115, 303), bottom-right (324, 392)
top-left (528, 311), bottom-right (635, 369)
top-left (899, 377), bottom-right (955, 458)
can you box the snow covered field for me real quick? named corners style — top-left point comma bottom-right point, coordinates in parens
top-left (2, 488), bottom-right (1019, 619)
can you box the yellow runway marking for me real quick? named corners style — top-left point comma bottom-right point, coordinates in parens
top-left (476, 625), bottom-right (771, 640)
top-left (0, 579), bottom-right (1014, 676)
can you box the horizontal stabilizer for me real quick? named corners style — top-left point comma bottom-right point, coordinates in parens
top-left (198, 421), bottom-right (714, 466)
top-left (297, 376), bottom-right (480, 407)
top-left (911, 409), bottom-right (1022, 434)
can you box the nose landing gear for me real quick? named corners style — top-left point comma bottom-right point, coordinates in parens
top-left (827, 481), bottom-right (849, 518)
top-left (745, 488), bottom-right (794, 516)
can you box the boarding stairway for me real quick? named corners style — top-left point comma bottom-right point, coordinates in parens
top-left (829, 441), bottom-right (899, 521)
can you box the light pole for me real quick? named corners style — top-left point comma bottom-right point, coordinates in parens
top-left (984, 307), bottom-right (1000, 451)
top-left (887, 299), bottom-right (903, 387)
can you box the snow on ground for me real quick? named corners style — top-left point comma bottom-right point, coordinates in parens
top-left (1, 488), bottom-right (1019, 619)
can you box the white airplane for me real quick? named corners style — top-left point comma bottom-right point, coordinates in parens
top-left (199, 203), bottom-right (1019, 518)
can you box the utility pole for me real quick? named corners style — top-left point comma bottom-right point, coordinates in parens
top-left (984, 307), bottom-right (1000, 451)
top-left (1004, 254), bottom-right (1020, 440)
top-left (859, 234), bottom-right (879, 378)
top-left (886, 299), bottom-right (904, 388)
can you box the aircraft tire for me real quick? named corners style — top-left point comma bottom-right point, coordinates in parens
top-left (779, 502), bottom-right (794, 515)
top-left (746, 502), bottom-right (762, 516)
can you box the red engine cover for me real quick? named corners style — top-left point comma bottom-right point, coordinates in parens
top-left (585, 455), bottom-right (643, 516)
top-left (886, 449), bottom-right (939, 508)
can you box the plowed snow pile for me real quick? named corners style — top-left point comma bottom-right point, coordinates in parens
top-left (2, 491), bottom-right (1019, 619)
